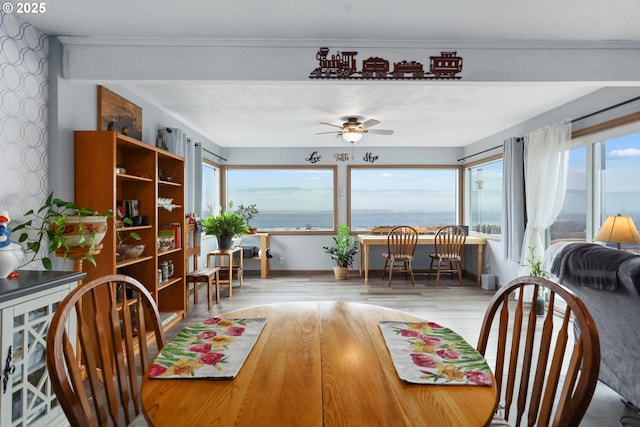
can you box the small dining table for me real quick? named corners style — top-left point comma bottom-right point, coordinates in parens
top-left (141, 301), bottom-right (497, 427)
top-left (357, 233), bottom-right (487, 285)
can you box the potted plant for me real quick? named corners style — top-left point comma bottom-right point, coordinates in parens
top-left (201, 211), bottom-right (249, 250)
top-left (323, 224), bottom-right (359, 280)
top-left (526, 246), bottom-right (549, 315)
top-left (234, 203), bottom-right (259, 234)
top-left (116, 214), bottom-right (143, 261)
top-left (12, 193), bottom-right (112, 270)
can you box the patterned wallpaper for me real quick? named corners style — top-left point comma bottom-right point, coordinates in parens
top-left (0, 14), bottom-right (48, 232)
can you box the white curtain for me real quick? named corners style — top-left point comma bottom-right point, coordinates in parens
top-left (520, 119), bottom-right (572, 274)
top-left (184, 138), bottom-right (202, 216)
top-left (501, 137), bottom-right (525, 262)
top-left (160, 128), bottom-right (202, 216)
top-left (193, 143), bottom-right (203, 217)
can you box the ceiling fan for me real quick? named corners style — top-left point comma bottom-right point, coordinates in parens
top-left (316, 117), bottom-right (394, 143)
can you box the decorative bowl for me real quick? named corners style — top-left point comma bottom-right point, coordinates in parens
top-left (117, 244), bottom-right (145, 259)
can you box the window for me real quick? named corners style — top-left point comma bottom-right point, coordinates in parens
top-left (349, 166), bottom-right (459, 231)
top-left (225, 167), bottom-right (336, 231)
top-left (467, 159), bottom-right (503, 236)
top-left (549, 146), bottom-right (587, 243)
top-left (598, 132), bottom-right (640, 250)
top-left (201, 161), bottom-right (220, 218)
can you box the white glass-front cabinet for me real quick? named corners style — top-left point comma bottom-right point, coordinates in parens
top-left (0, 271), bottom-right (83, 427)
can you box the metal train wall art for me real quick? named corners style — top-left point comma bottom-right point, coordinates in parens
top-left (309, 47), bottom-right (463, 80)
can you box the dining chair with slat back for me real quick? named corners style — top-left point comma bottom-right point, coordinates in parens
top-left (46, 274), bottom-right (167, 427)
top-left (381, 225), bottom-right (419, 286)
top-left (477, 276), bottom-right (600, 427)
top-left (427, 225), bottom-right (467, 286)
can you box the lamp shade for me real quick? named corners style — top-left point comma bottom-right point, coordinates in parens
top-left (342, 130), bottom-right (363, 143)
top-left (594, 214), bottom-right (640, 247)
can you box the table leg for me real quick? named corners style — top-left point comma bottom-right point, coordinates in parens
top-left (227, 254), bottom-right (233, 297)
top-left (359, 242), bottom-right (363, 276)
top-left (364, 243), bottom-right (370, 284)
top-left (239, 250), bottom-right (244, 287)
top-left (476, 244), bottom-right (483, 285)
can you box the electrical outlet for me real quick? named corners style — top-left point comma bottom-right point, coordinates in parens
top-left (279, 256), bottom-right (285, 264)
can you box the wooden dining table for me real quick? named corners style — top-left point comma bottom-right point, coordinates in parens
top-left (141, 301), bottom-right (497, 427)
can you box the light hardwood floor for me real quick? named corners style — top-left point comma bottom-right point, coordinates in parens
top-left (174, 271), bottom-right (637, 427)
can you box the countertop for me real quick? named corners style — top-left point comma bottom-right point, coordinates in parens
top-left (0, 270), bottom-right (86, 303)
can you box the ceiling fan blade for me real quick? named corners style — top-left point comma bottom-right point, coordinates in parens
top-left (367, 129), bottom-right (394, 135)
top-left (319, 122), bottom-right (343, 129)
top-left (362, 119), bottom-right (381, 128)
top-left (315, 131), bottom-right (342, 135)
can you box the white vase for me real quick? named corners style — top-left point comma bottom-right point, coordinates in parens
top-left (0, 243), bottom-right (24, 279)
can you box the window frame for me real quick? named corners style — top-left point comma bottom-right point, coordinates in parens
top-left (201, 159), bottom-right (221, 219)
top-left (464, 154), bottom-right (504, 239)
top-left (223, 165), bottom-right (338, 235)
top-left (347, 164), bottom-right (464, 232)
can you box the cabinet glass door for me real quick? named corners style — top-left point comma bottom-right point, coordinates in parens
top-left (5, 295), bottom-right (62, 426)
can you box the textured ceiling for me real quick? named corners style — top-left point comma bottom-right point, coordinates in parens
top-left (19, 0), bottom-right (640, 148)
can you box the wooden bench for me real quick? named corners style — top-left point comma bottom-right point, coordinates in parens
top-left (186, 266), bottom-right (221, 310)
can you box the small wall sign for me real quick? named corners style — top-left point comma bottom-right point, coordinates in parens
top-left (305, 151), bottom-right (322, 163)
top-left (363, 152), bottom-right (379, 163)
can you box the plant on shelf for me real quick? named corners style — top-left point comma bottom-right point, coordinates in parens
top-left (12, 192), bottom-right (112, 270)
top-left (234, 203), bottom-right (259, 233)
top-left (201, 211), bottom-right (249, 250)
top-left (323, 224), bottom-right (359, 280)
top-left (116, 214), bottom-right (143, 261)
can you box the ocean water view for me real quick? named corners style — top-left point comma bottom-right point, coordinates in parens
top-left (251, 210), bottom-right (502, 232)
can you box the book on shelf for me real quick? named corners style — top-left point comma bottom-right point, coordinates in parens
top-left (160, 223), bottom-right (182, 249)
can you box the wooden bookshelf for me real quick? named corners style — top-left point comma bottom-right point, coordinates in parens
top-left (74, 130), bottom-right (186, 332)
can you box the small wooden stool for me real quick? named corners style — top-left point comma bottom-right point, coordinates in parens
top-left (186, 267), bottom-right (221, 311)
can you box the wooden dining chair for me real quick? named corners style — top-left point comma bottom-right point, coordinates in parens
top-left (381, 225), bottom-right (419, 286)
top-left (46, 274), bottom-right (167, 427)
top-left (477, 276), bottom-right (600, 427)
top-left (427, 225), bottom-right (467, 286)
top-left (185, 225), bottom-right (222, 310)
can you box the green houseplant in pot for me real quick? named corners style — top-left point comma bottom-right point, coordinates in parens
top-left (12, 193), bottom-right (111, 270)
top-left (201, 211), bottom-right (249, 250)
top-left (323, 224), bottom-right (359, 280)
top-left (234, 203), bottom-right (259, 234)
top-left (526, 246), bottom-right (549, 315)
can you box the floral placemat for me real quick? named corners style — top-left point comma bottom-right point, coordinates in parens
top-left (149, 317), bottom-right (266, 379)
top-left (379, 320), bottom-right (493, 386)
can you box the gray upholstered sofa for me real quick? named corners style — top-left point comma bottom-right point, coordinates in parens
top-left (543, 242), bottom-right (640, 410)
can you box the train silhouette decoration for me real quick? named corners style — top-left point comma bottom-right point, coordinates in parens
top-left (309, 47), bottom-right (463, 80)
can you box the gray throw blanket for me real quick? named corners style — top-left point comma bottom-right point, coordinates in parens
top-left (550, 243), bottom-right (637, 291)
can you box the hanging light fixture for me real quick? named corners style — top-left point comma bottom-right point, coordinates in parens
top-left (341, 129), bottom-right (363, 143)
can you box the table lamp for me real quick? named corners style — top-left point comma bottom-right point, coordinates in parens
top-left (594, 214), bottom-right (640, 249)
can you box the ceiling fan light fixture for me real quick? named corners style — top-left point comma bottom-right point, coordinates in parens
top-left (342, 130), bottom-right (363, 143)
